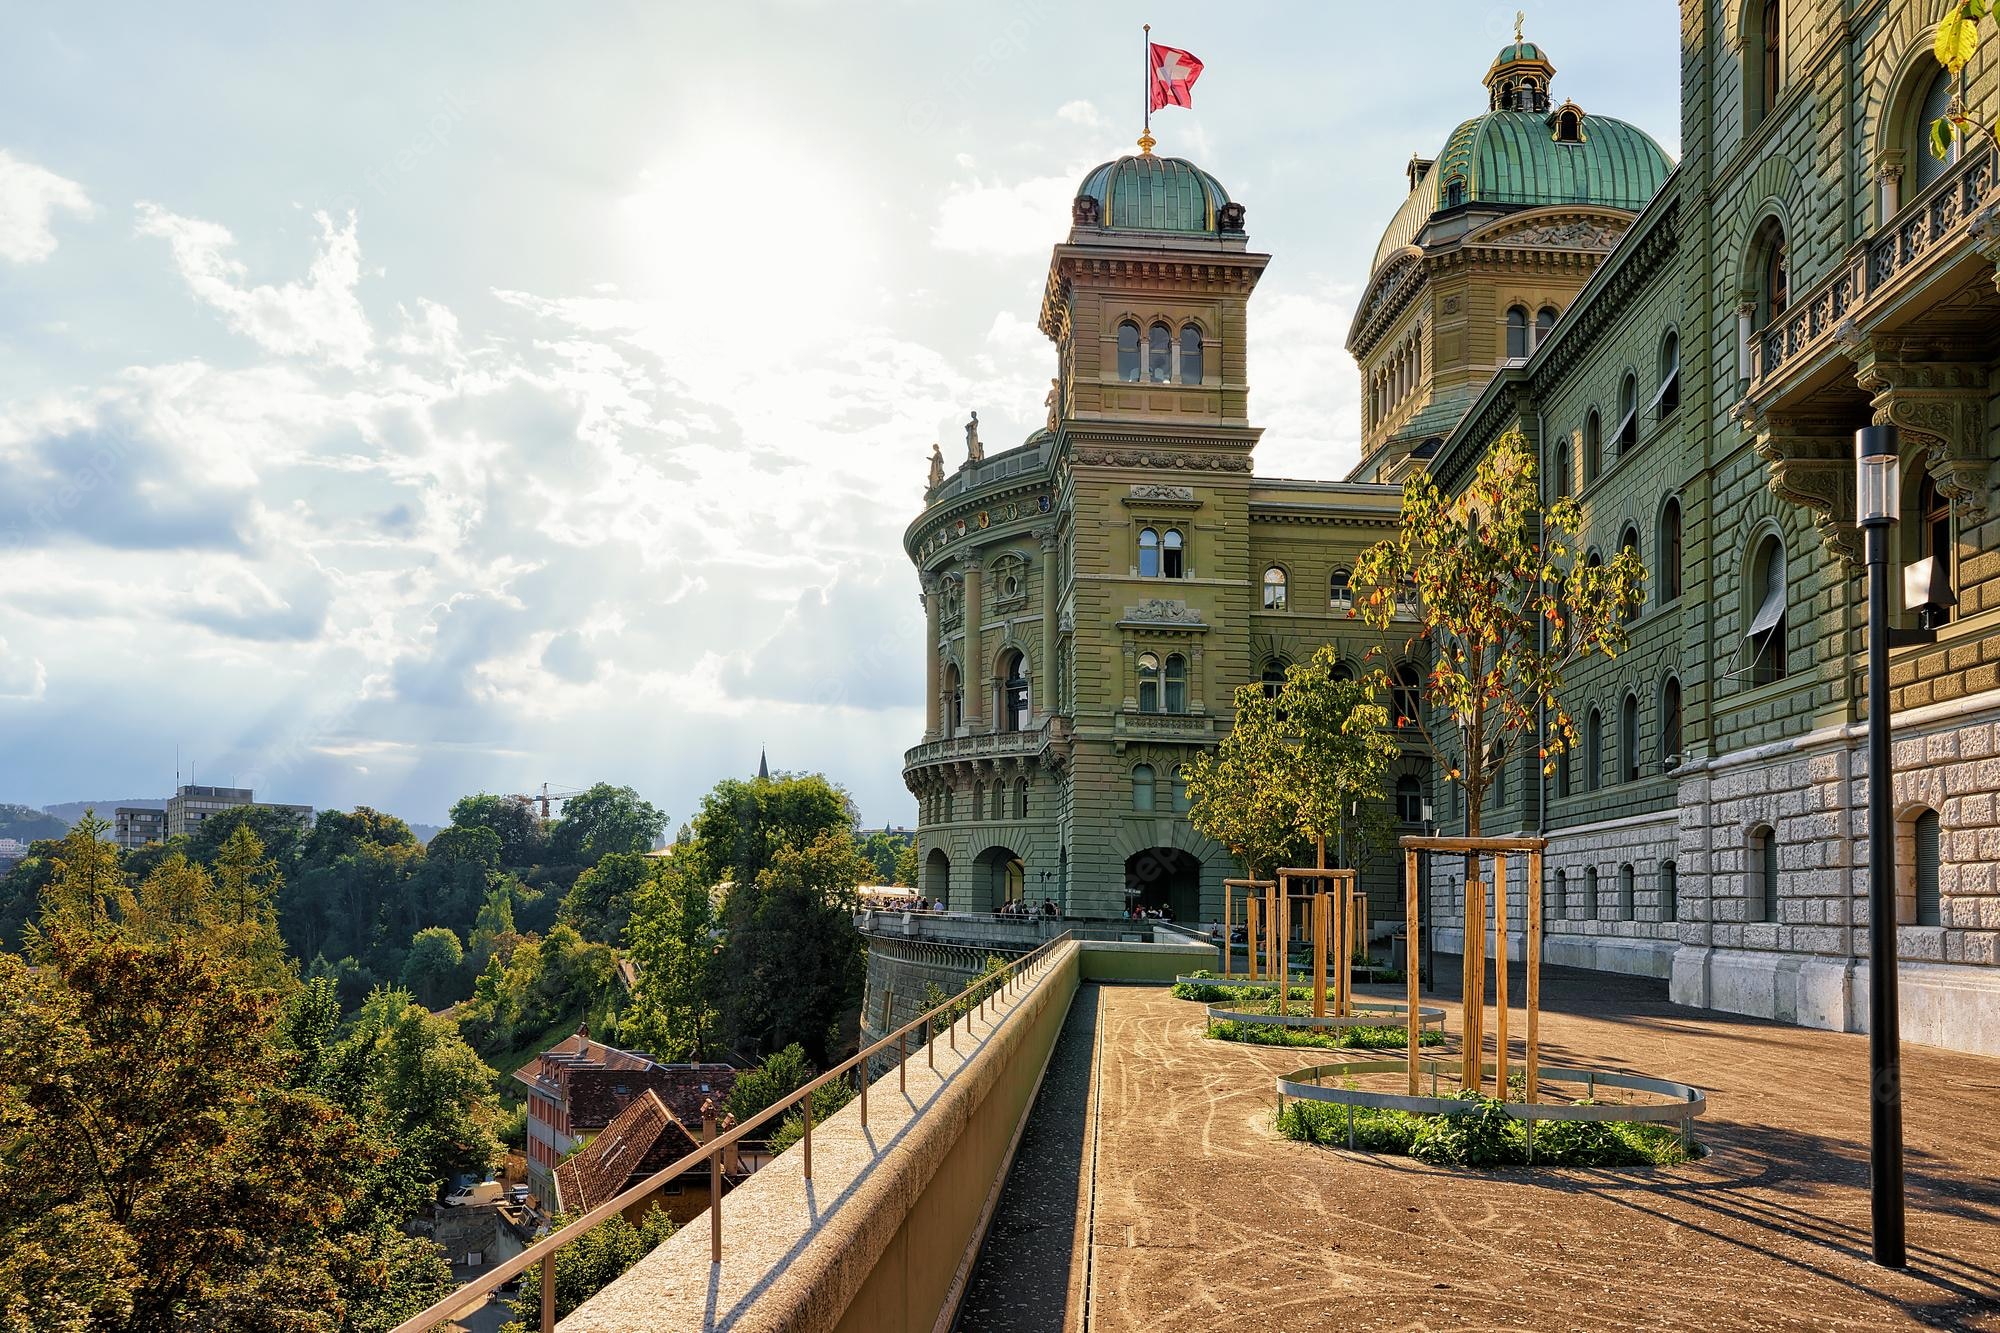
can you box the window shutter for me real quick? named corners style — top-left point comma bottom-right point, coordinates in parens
top-left (1915, 811), bottom-right (1942, 927)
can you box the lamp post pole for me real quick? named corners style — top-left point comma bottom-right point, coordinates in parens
top-left (1857, 423), bottom-right (1906, 1269)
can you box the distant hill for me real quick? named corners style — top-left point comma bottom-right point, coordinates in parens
top-left (41, 798), bottom-right (165, 827)
top-left (409, 823), bottom-right (441, 847)
top-left (0, 803), bottom-right (73, 842)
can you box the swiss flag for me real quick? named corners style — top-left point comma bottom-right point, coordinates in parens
top-left (1148, 43), bottom-right (1203, 113)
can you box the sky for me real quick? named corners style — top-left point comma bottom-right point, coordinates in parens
top-left (0, 2), bottom-right (1681, 829)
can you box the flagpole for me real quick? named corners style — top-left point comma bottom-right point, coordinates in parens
top-left (1140, 23), bottom-right (1154, 153)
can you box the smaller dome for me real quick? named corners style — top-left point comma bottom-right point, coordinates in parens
top-left (1490, 40), bottom-right (1547, 68)
top-left (1073, 154), bottom-right (1240, 235)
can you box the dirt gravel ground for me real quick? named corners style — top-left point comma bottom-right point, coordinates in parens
top-left (967, 968), bottom-right (2000, 1332)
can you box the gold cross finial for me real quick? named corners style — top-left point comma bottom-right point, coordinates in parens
top-left (1514, 10), bottom-right (1524, 42)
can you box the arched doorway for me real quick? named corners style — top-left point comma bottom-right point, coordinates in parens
top-left (975, 846), bottom-right (1025, 910)
top-left (1125, 848), bottom-right (1200, 923)
top-left (923, 848), bottom-right (951, 903)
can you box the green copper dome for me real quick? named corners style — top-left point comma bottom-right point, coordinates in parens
top-left (1075, 154), bottom-right (1236, 234)
top-left (1370, 108), bottom-right (1672, 272)
top-left (1491, 40), bottom-right (1546, 67)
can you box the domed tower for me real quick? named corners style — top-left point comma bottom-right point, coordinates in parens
top-left (1346, 30), bottom-right (1673, 483)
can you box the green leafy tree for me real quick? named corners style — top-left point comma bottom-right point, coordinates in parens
top-left (188, 804), bottom-right (309, 868)
top-left (401, 927), bottom-right (466, 1009)
top-left (0, 934), bottom-right (437, 1331)
top-left (717, 831), bottom-right (867, 1066)
top-left (330, 988), bottom-right (503, 1196)
top-left (446, 793), bottom-right (544, 867)
top-left (500, 1206), bottom-right (675, 1331)
top-left (686, 774), bottom-right (853, 889)
top-left (892, 841), bottom-right (918, 888)
top-left (1352, 430), bottom-right (1644, 837)
top-left (854, 829), bottom-right (907, 885)
top-left (1275, 649), bottom-right (1401, 869)
top-left (558, 850), bottom-right (655, 942)
top-left (548, 784), bottom-right (667, 865)
top-left (624, 857), bottom-right (717, 1061)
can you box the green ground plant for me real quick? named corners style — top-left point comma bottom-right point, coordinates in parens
top-left (1205, 1019), bottom-right (1442, 1051)
top-left (1275, 1089), bottom-right (1693, 1168)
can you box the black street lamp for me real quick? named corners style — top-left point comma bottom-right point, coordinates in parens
top-left (1857, 422), bottom-right (1907, 1269)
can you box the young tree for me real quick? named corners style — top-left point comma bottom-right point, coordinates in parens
top-left (1183, 685), bottom-right (1307, 882)
top-left (623, 858), bottom-right (718, 1062)
top-left (1276, 648), bottom-right (1401, 868)
top-left (1352, 430), bottom-right (1644, 838)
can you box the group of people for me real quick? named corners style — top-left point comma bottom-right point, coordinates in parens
top-left (871, 893), bottom-right (947, 914)
top-left (995, 898), bottom-right (1061, 919)
top-left (1128, 903), bottom-right (1175, 922)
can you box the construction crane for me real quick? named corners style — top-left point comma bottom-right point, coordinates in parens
top-left (513, 782), bottom-right (587, 823)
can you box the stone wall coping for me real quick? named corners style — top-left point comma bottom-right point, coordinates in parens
top-left (560, 941), bottom-right (1082, 1333)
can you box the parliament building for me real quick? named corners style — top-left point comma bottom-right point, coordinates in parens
top-left (902, 4), bottom-right (2000, 1055)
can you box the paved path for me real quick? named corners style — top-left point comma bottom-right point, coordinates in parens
top-left (964, 966), bottom-right (2000, 1331)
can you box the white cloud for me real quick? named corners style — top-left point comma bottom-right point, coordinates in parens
top-left (932, 172), bottom-right (1076, 257)
top-left (135, 204), bottom-right (374, 369)
top-left (1248, 277), bottom-right (1364, 479)
top-left (1056, 100), bottom-right (1104, 129)
top-left (0, 638), bottom-right (47, 700)
top-left (0, 150), bottom-right (92, 263)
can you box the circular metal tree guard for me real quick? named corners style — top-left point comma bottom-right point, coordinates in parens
top-left (1204, 1002), bottom-right (1447, 1034)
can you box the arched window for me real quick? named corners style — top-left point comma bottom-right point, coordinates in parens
top-left (1505, 305), bottom-right (1530, 359)
top-left (1585, 708), bottom-right (1603, 791)
top-left (1395, 775), bottom-right (1424, 824)
top-left (1117, 321), bottom-right (1141, 381)
top-left (1014, 777), bottom-right (1029, 821)
top-left (1260, 659), bottom-right (1287, 700)
top-left (1914, 67), bottom-right (1959, 192)
top-left (1557, 743), bottom-right (1572, 798)
top-left (1555, 107), bottom-right (1583, 142)
top-left (1162, 528), bottom-right (1185, 579)
top-left (1617, 372), bottom-right (1639, 453)
top-left (991, 783), bottom-right (1004, 821)
top-left (1001, 649), bottom-right (1030, 733)
top-left (1656, 331), bottom-right (1681, 419)
top-left (1620, 693), bottom-right (1640, 783)
top-left (1914, 809), bottom-right (1942, 926)
top-left (945, 663), bottom-right (964, 731)
top-left (1660, 676), bottom-right (1683, 771)
top-left (1137, 652), bottom-right (1160, 713)
top-left (1147, 322), bottom-right (1172, 383)
top-left (1445, 176), bottom-right (1465, 208)
top-left (1329, 568), bottom-right (1351, 610)
top-left (1749, 823), bottom-right (1778, 922)
top-left (1178, 324), bottom-right (1204, 384)
top-left (1392, 663), bottom-right (1421, 729)
top-left (1172, 765), bottom-right (1192, 814)
top-left (1584, 409), bottom-right (1602, 484)
top-left (1660, 861), bottom-right (1679, 922)
top-left (1659, 497), bottom-right (1683, 601)
top-left (1755, 0), bottom-right (1783, 125)
top-left (1620, 526), bottom-right (1642, 620)
top-left (1328, 659), bottom-right (1355, 683)
top-left (1617, 864), bottom-right (1635, 920)
top-left (1535, 305), bottom-right (1558, 347)
top-left (1553, 868), bottom-right (1568, 915)
top-left (942, 788), bottom-right (955, 822)
top-left (1262, 566), bottom-right (1288, 611)
top-left (1554, 436), bottom-right (1572, 499)
top-left (1163, 654), bottom-right (1188, 714)
top-left (1132, 764), bottom-right (1156, 813)
top-left (1757, 221), bottom-right (1789, 326)
top-left (1585, 866), bottom-right (1601, 917)
top-left (1138, 526), bottom-right (1160, 578)
top-left (1747, 533), bottom-right (1789, 683)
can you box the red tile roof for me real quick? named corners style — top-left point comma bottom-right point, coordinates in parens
top-left (552, 1089), bottom-right (704, 1214)
top-left (514, 1028), bottom-right (738, 1135)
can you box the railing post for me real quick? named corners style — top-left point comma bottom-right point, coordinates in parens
top-left (709, 1145), bottom-right (723, 1262)
top-left (802, 1093), bottom-right (813, 1180)
top-left (927, 1017), bottom-right (935, 1069)
top-left (540, 1253), bottom-right (556, 1333)
top-left (899, 1028), bottom-right (907, 1094)
top-left (859, 1059), bottom-right (868, 1129)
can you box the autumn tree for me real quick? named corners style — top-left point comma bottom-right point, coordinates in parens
top-left (35, 813), bottom-right (131, 937)
top-left (1933, 5), bottom-right (1996, 155)
top-left (1352, 430), bottom-right (1644, 838)
top-left (624, 857), bottom-right (718, 1062)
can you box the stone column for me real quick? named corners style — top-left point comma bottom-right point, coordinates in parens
top-left (921, 572), bottom-right (941, 740)
top-left (962, 554), bottom-right (984, 731)
top-left (1878, 164), bottom-right (1901, 224)
top-left (1736, 302), bottom-right (1756, 383)
top-left (1038, 530), bottom-right (1057, 723)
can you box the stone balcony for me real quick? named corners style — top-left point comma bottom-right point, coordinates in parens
top-left (903, 716), bottom-right (1073, 775)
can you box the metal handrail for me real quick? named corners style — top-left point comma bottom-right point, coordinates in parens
top-left (389, 931), bottom-right (1074, 1333)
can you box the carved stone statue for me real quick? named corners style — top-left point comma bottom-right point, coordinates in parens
top-left (928, 442), bottom-right (945, 489)
top-left (965, 411), bottom-right (983, 462)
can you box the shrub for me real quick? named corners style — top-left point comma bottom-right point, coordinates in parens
top-left (1408, 1092), bottom-right (1525, 1167)
top-left (1530, 1104), bottom-right (1691, 1167)
top-left (765, 1077), bottom-right (858, 1154)
top-left (1276, 1099), bottom-right (1420, 1153)
top-left (1205, 1019), bottom-right (1444, 1051)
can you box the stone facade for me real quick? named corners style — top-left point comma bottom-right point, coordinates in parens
top-left (903, 8), bottom-right (2000, 1054)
